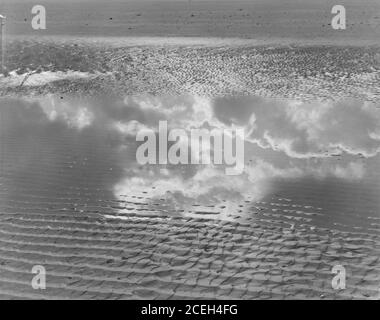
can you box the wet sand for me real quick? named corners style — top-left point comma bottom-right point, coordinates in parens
top-left (0, 97), bottom-right (379, 300)
top-left (1, 37), bottom-right (380, 101)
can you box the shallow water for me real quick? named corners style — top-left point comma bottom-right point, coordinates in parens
top-left (2, 0), bottom-right (380, 44)
top-left (1, 95), bottom-right (379, 230)
top-left (0, 94), bottom-right (379, 299)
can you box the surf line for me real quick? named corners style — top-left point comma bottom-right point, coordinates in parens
top-left (136, 120), bottom-right (245, 175)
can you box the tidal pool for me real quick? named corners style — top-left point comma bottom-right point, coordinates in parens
top-left (0, 95), bottom-right (379, 232)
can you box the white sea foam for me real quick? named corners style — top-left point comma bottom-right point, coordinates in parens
top-left (0, 70), bottom-right (102, 88)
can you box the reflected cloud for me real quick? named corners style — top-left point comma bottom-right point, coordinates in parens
top-left (214, 97), bottom-right (380, 159)
top-left (1, 95), bottom-right (379, 211)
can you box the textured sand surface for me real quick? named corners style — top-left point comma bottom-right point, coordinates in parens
top-left (1, 37), bottom-right (380, 101)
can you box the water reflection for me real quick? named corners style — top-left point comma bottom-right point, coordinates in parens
top-left (0, 95), bottom-right (379, 230)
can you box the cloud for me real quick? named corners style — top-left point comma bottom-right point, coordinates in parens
top-left (11, 94), bottom-right (376, 208)
top-left (33, 94), bottom-right (380, 165)
top-left (213, 97), bottom-right (380, 159)
top-left (38, 96), bottom-right (95, 130)
top-left (113, 120), bottom-right (152, 137)
top-left (113, 158), bottom-right (366, 208)
top-left (114, 166), bottom-right (266, 205)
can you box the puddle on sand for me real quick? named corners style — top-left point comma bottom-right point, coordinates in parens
top-left (0, 95), bottom-right (379, 233)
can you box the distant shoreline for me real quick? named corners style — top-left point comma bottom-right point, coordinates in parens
top-left (7, 35), bottom-right (380, 48)
top-left (2, 39), bottom-right (379, 101)
top-left (3, 0), bottom-right (379, 45)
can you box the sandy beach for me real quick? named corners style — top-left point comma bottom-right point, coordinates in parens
top-left (0, 0), bottom-right (379, 300)
top-left (1, 37), bottom-right (380, 101)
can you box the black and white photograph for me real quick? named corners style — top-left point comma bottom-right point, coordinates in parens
top-left (0, 0), bottom-right (379, 304)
